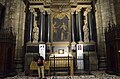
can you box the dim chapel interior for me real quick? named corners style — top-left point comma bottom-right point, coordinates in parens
top-left (0, 0), bottom-right (120, 78)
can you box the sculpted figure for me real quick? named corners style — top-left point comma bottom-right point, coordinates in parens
top-left (83, 10), bottom-right (89, 42)
top-left (32, 20), bottom-right (39, 43)
top-left (83, 20), bottom-right (89, 42)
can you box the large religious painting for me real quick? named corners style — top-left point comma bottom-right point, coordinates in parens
top-left (52, 12), bottom-right (70, 42)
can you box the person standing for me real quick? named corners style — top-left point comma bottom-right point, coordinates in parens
top-left (36, 53), bottom-right (45, 79)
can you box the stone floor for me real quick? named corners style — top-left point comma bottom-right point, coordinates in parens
top-left (3, 71), bottom-right (120, 79)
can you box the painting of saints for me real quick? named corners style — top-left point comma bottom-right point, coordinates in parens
top-left (60, 23), bottom-right (67, 40)
top-left (53, 13), bottom-right (69, 42)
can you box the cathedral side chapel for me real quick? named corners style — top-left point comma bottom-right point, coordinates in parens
top-left (24, 0), bottom-right (98, 75)
top-left (1, 0), bottom-right (120, 78)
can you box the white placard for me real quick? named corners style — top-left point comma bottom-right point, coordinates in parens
top-left (77, 44), bottom-right (84, 70)
top-left (39, 44), bottom-right (46, 59)
top-left (77, 44), bottom-right (83, 58)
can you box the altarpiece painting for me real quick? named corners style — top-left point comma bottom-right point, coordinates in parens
top-left (52, 12), bottom-right (70, 42)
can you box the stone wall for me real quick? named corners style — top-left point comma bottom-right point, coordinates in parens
top-left (114, 0), bottom-right (120, 24)
top-left (95, 0), bottom-right (116, 70)
top-left (3, 0), bottom-right (26, 72)
top-left (0, 0), bottom-right (5, 5)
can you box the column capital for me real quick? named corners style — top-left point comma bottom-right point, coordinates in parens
top-left (76, 8), bottom-right (82, 14)
top-left (43, 11), bottom-right (46, 15)
top-left (71, 11), bottom-right (74, 15)
top-left (47, 12), bottom-right (51, 15)
top-left (47, 11), bottom-right (51, 15)
top-left (75, 11), bottom-right (78, 14)
top-left (87, 7), bottom-right (92, 12)
top-left (29, 7), bottom-right (35, 12)
top-left (33, 11), bottom-right (37, 16)
top-left (39, 8), bottom-right (44, 13)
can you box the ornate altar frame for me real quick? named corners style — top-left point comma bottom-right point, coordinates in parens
top-left (51, 12), bottom-right (71, 42)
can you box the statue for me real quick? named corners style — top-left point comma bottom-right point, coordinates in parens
top-left (32, 20), bottom-right (39, 43)
top-left (83, 10), bottom-right (89, 42)
top-left (83, 20), bottom-right (89, 42)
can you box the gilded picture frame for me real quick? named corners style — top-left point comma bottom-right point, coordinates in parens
top-left (51, 12), bottom-right (70, 42)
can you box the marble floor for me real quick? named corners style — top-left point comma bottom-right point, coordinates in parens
top-left (3, 71), bottom-right (120, 79)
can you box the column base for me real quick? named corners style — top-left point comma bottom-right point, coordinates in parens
top-left (39, 41), bottom-right (45, 44)
top-left (46, 42), bottom-right (51, 45)
top-left (78, 41), bottom-right (84, 44)
top-left (71, 41), bottom-right (76, 50)
top-left (90, 40), bottom-right (95, 43)
top-left (71, 41), bottom-right (76, 45)
top-left (28, 41), bottom-right (32, 43)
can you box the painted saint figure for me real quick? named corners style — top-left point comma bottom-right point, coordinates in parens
top-left (53, 22), bottom-right (60, 40)
top-left (60, 23), bottom-right (67, 40)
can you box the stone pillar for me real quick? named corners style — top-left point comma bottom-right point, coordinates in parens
top-left (39, 10), bottom-right (44, 42)
top-left (71, 11), bottom-right (75, 42)
top-left (76, 11), bottom-right (79, 42)
top-left (4, 0), bottom-right (26, 72)
top-left (29, 8), bottom-right (34, 42)
top-left (47, 12), bottom-right (51, 43)
top-left (71, 11), bottom-right (76, 49)
top-left (88, 7), bottom-right (94, 42)
top-left (77, 9), bottom-right (83, 42)
top-left (43, 12), bottom-right (45, 42)
top-left (95, 0), bottom-right (111, 70)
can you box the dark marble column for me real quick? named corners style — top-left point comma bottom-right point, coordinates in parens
top-left (29, 8), bottom-right (34, 42)
top-left (71, 11), bottom-right (76, 50)
top-left (77, 9), bottom-right (83, 42)
top-left (76, 11), bottom-right (79, 42)
top-left (40, 10), bottom-right (44, 42)
top-left (71, 12), bottom-right (75, 42)
top-left (47, 12), bottom-right (51, 43)
top-left (88, 7), bottom-right (94, 42)
top-left (43, 12), bottom-right (45, 42)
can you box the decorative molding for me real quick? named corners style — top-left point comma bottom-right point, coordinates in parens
top-left (50, 5), bottom-right (71, 12)
top-left (29, 0), bottom-right (44, 3)
top-left (28, 0), bottom-right (92, 12)
top-left (77, 0), bottom-right (92, 3)
top-left (28, 0), bottom-right (92, 5)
